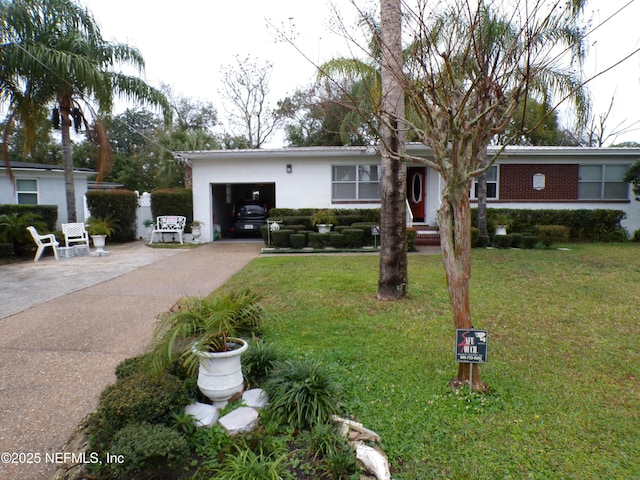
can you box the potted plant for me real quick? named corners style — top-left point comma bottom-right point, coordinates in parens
top-left (190, 220), bottom-right (204, 243)
top-left (311, 209), bottom-right (337, 234)
top-left (86, 215), bottom-right (119, 256)
top-left (150, 289), bottom-right (265, 406)
top-left (492, 213), bottom-right (510, 236)
top-left (143, 219), bottom-right (154, 241)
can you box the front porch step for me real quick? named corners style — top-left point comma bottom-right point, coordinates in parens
top-left (411, 224), bottom-right (440, 246)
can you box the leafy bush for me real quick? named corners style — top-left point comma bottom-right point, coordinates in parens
top-left (476, 235), bottom-right (490, 248)
top-left (150, 188), bottom-right (193, 230)
top-left (534, 225), bottom-right (570, 247)
top-left (329, 232), bottom-right (347, 248)
top-left (263, 358), bottom-right (340, 429)
top-left (309, 232), bottom-right (331, 249)
top-left (510, 233), bottom-right (522, 248)
top-left (492, 234), bottom-right (511, 249)
top-left (271, 229), bottom-right (293, 248)
top-left (521, 235), bottom-right (539, 249)
top-left (0, 204), bottom-right (57, 231)
top-left (632, 229), bottom-right (640, 242)
top-left (290, 233), bottom-right (306, 249)
top-left (95, 422), bottom-right (189, 480)
top-left (86, 190), bottom-right (137, 242)
top-left (471, 208), bottom-right (627, 242)
top-left (343, 228), bottom-right (365, 248)
top-left (0, 212), bottom-right (47, 255)
top-left (88, 371), bottom-right (190, 443)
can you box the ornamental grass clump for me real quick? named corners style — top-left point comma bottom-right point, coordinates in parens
top-left (263, 358), bottom-right (340, 429)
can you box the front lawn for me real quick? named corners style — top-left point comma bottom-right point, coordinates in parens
top-left (216, 244), bottom-right (639, 479)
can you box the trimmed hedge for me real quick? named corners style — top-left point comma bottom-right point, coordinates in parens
top-left (86, 190), bottom-right (138, 242)
top-left (150, 189), bottom-right (193, 232)
top-left (290, 233), bottom-right (306, 249)
top-left (0, 204), bottom-right (57, 231)
top-left (472, 208), bottom-right (627, 242)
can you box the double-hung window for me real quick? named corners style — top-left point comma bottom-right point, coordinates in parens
top-left (332, 165), bottom-right (381, 201)
top-left (578, 165), bottom-right (629, 200)
top-left (470, 165), bottom-right (498, 200)
top-left (16, 179), bottom-right (38, 204)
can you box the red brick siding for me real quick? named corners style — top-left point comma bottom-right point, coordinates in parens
top-left (499, 164), bottom-right (578, 201)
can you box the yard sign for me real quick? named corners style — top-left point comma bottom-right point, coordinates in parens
top-left (455, 329), bottom-right (488, 364)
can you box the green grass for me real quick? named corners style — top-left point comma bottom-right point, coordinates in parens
top-left (218, 244), bottom-right (640, 479)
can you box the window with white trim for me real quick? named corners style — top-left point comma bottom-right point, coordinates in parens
top-left (578, 164), bottom-right (629, 200)
top-left (332, 165), bottom-right (381, 201)
top-left (16, 179), bottom-right (38, 205)
top-left (470, 165), bottom-right (498, 200)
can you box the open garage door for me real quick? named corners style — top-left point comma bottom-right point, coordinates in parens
top-left (210, 183), bottom-right (275, 237)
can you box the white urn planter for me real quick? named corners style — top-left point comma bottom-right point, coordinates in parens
top-left (495, 225), bottom-right (507, 236)
top-left (197, 338), bottom-right (248, 407)
top-left (317, 224), bottom-right (333, 234)
top-left (191, 225), bottom-right (202, 243)
top-left (90, 234), bottom-right (109, 256)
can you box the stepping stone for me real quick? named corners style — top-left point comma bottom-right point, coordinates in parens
top-left (242, 388), bottom-right (268, 409)
top-left (185, 402), bottom-right (219, 428)
top-left (218, 406), bottom-right (259, 435)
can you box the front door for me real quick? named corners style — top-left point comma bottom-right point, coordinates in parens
top-left (407, 167), bottom-right (426, 222)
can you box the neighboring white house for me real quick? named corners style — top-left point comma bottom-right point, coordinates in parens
top-left (0, 161), bottom-right (94, 228)
top-left (179, 144), bottom-right (640, 243)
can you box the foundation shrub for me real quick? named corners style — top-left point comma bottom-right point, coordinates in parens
top-left (470, 227), bottom-right (479, 247)
top-left (309, 232), bottom-right (330, 249)
top-left (290, 233), bottom-right (306, 249)
top-left (492, 234), bottom-right (512, 249)
top-left (521, 235), bottom-right (539, 249)
top-left (271, 229), bottom-right (293, 248)
top-left (328, 232), bottom-right (347, 248)
top-left (95, 422), bottom-right (189, 480)
top-left (535, 225), bottom-right (570, 247)
top-left (343, 228), bottom-right (364, 248)
top-left (407, 227), bottom-right (417, 251)
top-left (476, 235), bottom-right (490, 248)
top-left (350, 222), bottom-right (380, 246)
top-left (510, 233), bottom-right (522, 248)
top-left (0, 243), bottom-right (13, 258)
top-left (472, 208), bottom-right (626, 242)
top-left (0, 204), bottom-right (57, 231)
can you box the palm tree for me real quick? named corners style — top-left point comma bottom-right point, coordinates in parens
top-left (1, 0), bottom-right (171, 222)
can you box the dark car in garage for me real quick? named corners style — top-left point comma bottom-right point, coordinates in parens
top-left (229, 202), bottom-right (267, 237)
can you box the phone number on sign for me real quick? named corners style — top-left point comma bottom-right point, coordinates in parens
top-left (1, 452), bottom-right (125, 465)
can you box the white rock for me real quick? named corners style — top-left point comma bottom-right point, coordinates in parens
top-left (218, 406), bottom-right (259, 435)
top-left (356, 444), bottom-right (391, 480)
top-left (185, 402), bottom-right (219, 428)
top-left (242, 388), bottom-right (269, 409)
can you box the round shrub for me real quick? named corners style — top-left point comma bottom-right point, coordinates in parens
top-left (534, 225), bottom-right (570, 247)
top-left (510, 233), bottom-right (523, 248)
top-left (91, 372), bottom-right (190, 438)
top-left (290, 233), bottom-right (306, 249)
top-left (263, 358), bottom-right (340, 429)
top-left (97, 422), bottom-right (189, 480)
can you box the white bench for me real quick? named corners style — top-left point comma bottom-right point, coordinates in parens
top-left (149, 216), bottom-right (186, 244)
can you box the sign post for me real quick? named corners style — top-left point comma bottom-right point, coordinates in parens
top-left (455, 329), bottom-right (488, 393)
top-left (371, 226), bottom-right (380, 248)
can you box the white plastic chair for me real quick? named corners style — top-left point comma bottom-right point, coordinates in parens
top-left (26, 226), bottom-right (59, 262)
top-left (61, 222), bottom-right (90, 253)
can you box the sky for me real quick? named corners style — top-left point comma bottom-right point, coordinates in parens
top-left (80, 0), bottom-right (640, 147)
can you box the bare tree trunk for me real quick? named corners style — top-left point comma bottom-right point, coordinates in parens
top-left (438, 187), bottom-right (487, 392)
top-left (59, 96), bottom-right (77, 223)
top-left (377, 0), bottom-right (407, 300)
top-left (477, 172), bottom-right (487, 237)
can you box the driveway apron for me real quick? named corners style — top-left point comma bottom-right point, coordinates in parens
top-left (0, 241), bottom-right (261, 480)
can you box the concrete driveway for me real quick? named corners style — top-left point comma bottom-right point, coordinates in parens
top-left (0, 241), bottom-right (262, 480)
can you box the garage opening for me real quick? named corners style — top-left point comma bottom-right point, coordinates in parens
top-left (211, 183), bottom-right (275, 237)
